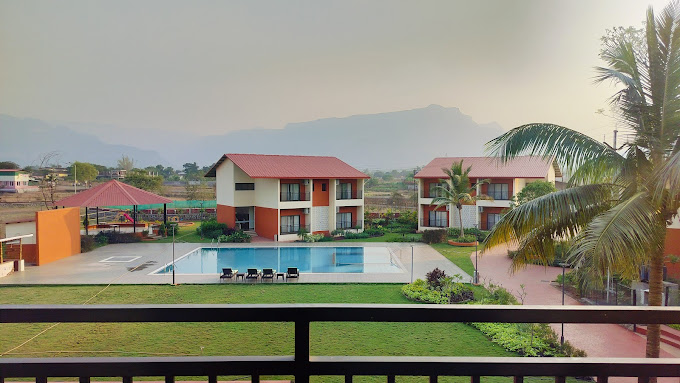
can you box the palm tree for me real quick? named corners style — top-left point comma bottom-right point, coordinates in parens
top-left (430, 160), bottom-right (489, 240)
top-left (482, 3), bottom-right (680, 363)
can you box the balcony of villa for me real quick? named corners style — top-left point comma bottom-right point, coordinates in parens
top-left (335, 190), bottom-right (363, 207)
top-left (2, 305), bottom-right (679, 383)
top-left (279, 191), bottom-right (312, 209)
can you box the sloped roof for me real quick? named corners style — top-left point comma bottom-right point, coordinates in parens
top-left (204, 154), bottom-right (370, 179)
top-left (55, 180), bottom-right (173, 208)
top-left (415, 156), bottom-right (561, 179)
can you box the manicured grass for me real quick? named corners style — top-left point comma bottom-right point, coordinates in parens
top-left (337, 232), bottom-right (422, 242)
top-left (430, 243), bottom-right (476, 276)
top-left (0, 284), bottom-right (576, 383)
top-left (155, 222), bottom-right (212, 243)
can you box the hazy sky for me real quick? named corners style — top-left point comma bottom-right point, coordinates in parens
top-left (0, 0), bottom-right (668, 143)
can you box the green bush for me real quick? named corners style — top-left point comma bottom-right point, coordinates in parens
top-left (344, 232), bottom-right (370, 239)
top-left (197, 219), bottom-right (234, 239)
top-left (447, 227), bottom-right (490, 242)
top-left (318, 235), bottom-right (334, 242)
top-left (441, 277), bottom-right (475, 303)
top-left (401, 279), bottom-right (449, 304)
top-left (421, 229), bottom-right (447, 244)
top-left (449, 234), bottom-right (478, 243)
top-left (94, 231), bottom-right (141, 244)
top-left (396, 210), bottom-right (418, 228)
top-left (218, 230), bottom-right (251, 243)
top-left (158, 222), bottom-right (179, 236)
top-left (81, 235), bottom-right (95, 253)
top-left (331, 229), bottom-right (345, 236)
top-left (388, 236), bottom-right (420, 242)
top-left (363, 227), bottom-right (385, 237)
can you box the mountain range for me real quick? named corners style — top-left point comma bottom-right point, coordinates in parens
top-left (1, 105), bottom-right (504, 170)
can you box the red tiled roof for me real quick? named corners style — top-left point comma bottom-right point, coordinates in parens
top-left (55, 180), bottom-right (173, 208)
top-left (414, 156), bottom-right (559, 179)
top-left (204, 154), bottom-right (370, 179)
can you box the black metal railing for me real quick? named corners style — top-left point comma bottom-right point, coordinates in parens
top-left (420, 218), bottom-right (448, 227)
top-left (2, 305), bottom-right (680, 383)
top-left (280, 191), bottom-right (310, 202)
top-left (336, 190), bottom-right (363, 200)
top-left (280, 224), bottom-right (310, 234)
top-left (336, 220), bottom-right (361, 230)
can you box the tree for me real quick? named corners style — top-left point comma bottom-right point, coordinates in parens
top-left (511, 181), bottom-right (557, 208)
top-left (0, 161), bottom-right (20, 169)
top-left (36, 152), bottom-right (60, 209)
top-left (482, 3), bottom-right (680, 365)
top-left (124, 169), bottom-right (164, 193)
top-left (69, 162), bottom-right (99, 184)
top-left (388, 191), bottom-right (405, 207)
top-left (117, 155), bottom-right (135, 171)
top-left (431, 160), bottom-right (489, 240)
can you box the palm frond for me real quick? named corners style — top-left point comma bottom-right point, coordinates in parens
top-left (567, 192), bottom-right (662, 283)
top-left (482, 184), bottom-right (616, 253)
top-left (654, 149), bottom-right (680, 202)
top-left (568, 151), bottom-right (625, 186)
top-left (485, 124), bottom-right (622, 176)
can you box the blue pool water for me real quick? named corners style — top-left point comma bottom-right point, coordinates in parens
top-left (153, 246), bottom-right (401, 274)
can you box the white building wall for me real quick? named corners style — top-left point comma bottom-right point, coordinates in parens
top-left (450, 205), bottom-right (477, 229)
top-left (312, 206), bottom-right (330, 232)
top-left (254, 178), bottom-right (279, 209)
top-left (215, 160), bottom-right (234, 207)
top-left (233, 166), bottom-right (256, 207)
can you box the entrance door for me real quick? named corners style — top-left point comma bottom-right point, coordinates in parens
top-left (235, 207), bottom-right (251, 231)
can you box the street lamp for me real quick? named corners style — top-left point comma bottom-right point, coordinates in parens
top-left (473, 223), bottom-right (479, 284)
top-left (559, 262), bottom-right (568, 349)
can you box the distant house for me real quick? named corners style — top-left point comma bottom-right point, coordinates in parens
top-left (205, 154), bottom-right (369, 241)
top-left (0, 169), bottom-right (39, 193)
top-left (415, 156), bottom-right (561, 231)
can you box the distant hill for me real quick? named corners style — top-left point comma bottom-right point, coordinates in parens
top-left (1, 105), bottom-right (504, 170)
top-left (0, 115), bottom-right (167, 168)
top-left (188, 105), bottom-right (503, 169)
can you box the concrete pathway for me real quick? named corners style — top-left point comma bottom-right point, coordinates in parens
top-left (474, 245), bottom-right (679, 383)
top-left (0, 242), bottom-right (470, 285)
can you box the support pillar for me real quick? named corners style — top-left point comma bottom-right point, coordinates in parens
top-left (85, 207), bottom-right (89, 235)
top-left (133, 205), bottom-right (137, 233)
top-left (163, 203), bottom-right (167, 224)
top-left (96, 207), bottom-right (99, 225)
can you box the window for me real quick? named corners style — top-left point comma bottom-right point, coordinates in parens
top-left (487, 213), bottom-right (501, 229)
top-left (338, 183), bottom-right (352, 199)
top-left (428, 182), bottom-right (447, 198)
top-left (487, 183), bottom-right (509, 200)
top-left (337, 212), bottom-right (353, 229)
top-left (281, 215), bottom-right (300, 234)
top-left (281, 183), bottom-right (300, 201)
top-left (322, 183), bottom-right (327, 192)
top-left (428, 211), bottom-right (447, 227)
top-left (235, 183), bottom-right (255, 190)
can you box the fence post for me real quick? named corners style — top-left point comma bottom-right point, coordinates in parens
top-left (295, 319), bottom-right (310, 383)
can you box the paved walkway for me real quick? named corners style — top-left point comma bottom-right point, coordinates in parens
top-left (0, 242), bottom-right (470, 285)
top-left (475, 245), bottom-right (679, 383)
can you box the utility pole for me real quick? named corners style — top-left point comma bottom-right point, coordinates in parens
top-left (613, 129), bottom-right (618, 149)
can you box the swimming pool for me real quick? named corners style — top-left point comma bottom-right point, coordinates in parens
top-left (152, 246), bottom-right (402, 274)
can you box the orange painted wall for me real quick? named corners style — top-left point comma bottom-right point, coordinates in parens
top-left (217, 204), bottom-right (236, 228)
top-left (280, 208), bottom-right (306, 226)
top-left (312, 179), bottom-right (329, 207)
top-left (421, 204), bottom-right (448, 226)
top-left (664, 228), bottom-right (680, 280)
top-left (255, 206), bottom-right (279, 240)
top-left (35, 207), bottom-right (81, 266)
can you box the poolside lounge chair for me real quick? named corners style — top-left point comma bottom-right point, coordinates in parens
top-left (261, 268), bottom-right (275, 281)
top-left (219, 268), bottom-right (237, 281)
top-left (286, 267), bottom-right (299, 280)
top-left (246, 268), bottom-right (260, 280)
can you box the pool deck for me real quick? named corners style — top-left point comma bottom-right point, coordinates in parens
top-left (0, 242), bottom-right (471, 285)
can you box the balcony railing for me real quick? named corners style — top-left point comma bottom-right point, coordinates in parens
top-left (280, 224), bottom-right (310, 234)
top-left (1, 305), bottom-right (679, 383)
top-left (336, 220), bottom-right (361, 230)
top-left (420, 218), bottom-right (448, 227)
top-left (336, 190), bottom-right (363, 200)
top-left (280, 191), bottom-right (310, 202)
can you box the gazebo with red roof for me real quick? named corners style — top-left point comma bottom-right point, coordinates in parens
top-left (55, 180), bottom-right (173, 234)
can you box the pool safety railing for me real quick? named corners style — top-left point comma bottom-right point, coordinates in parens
top-left (2, 304), bottom-right (680, 383)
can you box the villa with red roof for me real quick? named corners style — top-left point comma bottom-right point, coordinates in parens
top-left (205, 154), bottom-right (369, 241)
top-left (414, 156), bottom-right (562, 231)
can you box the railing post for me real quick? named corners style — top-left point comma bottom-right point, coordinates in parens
top-left (165, 376), bottom-right (174, 383)
top-left (598, 376), bottom-right (608, 383)
top-left (123, 376), bottom-right (132, 383)
top-left (514, 376), bottom-right (524, 383)
top-left (252, 375), bottom-right (260, 383)
top-left (555, 377), bottom-right (565, 383)
top-left (295, 319), bottom-right (310, 383)
top-left (345, 375), bottom-right (353, 383)
top-left (470, 376), bottom-right (479, 383)
top-left (79, 377), bottom-right (91, 383)
top-left (37, 377), bottom-right (47, 383)
top-left (209, 376), bottom-right (217, 383)
top-left (387, 376), bottom-right (395, 383)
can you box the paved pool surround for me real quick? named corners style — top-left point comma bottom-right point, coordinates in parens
top-left (0, 242), bottom-right (471, 284)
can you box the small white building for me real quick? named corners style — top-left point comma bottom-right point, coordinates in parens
top-left (0, 169), bottom-right (38, 193)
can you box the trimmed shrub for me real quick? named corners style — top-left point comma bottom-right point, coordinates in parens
top-left (421, 229), bottom-right (447, 244)
top-left (401, 279), bottom-right (449, 304)
top-left (448, 227), bottom-right (490, 242)
top-left (94, 231), bottom-right (141, 244)
top-left (197, 219), bottom-right (234, 239)
top-left (363, 227), bottom-right (385, 237)
top-left (426, 267), bottom-right (447, 290)
top-left (344, 232), bottom-right (370, 240)
top-left (81, 235), bottom-right (96, 253)
top-left (450, 234), bottom-right (478, 243)
top-left (218, 230), bottom-right (251, 243)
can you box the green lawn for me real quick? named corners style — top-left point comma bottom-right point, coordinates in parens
top-left (336, 232), bottom-right (422, 242)
top-left (155, 222), bottom-right (212, 243)
top-left (0, 284), bottom-right (566, 383)
top-left (429, 243), bottom-right (477, 276)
